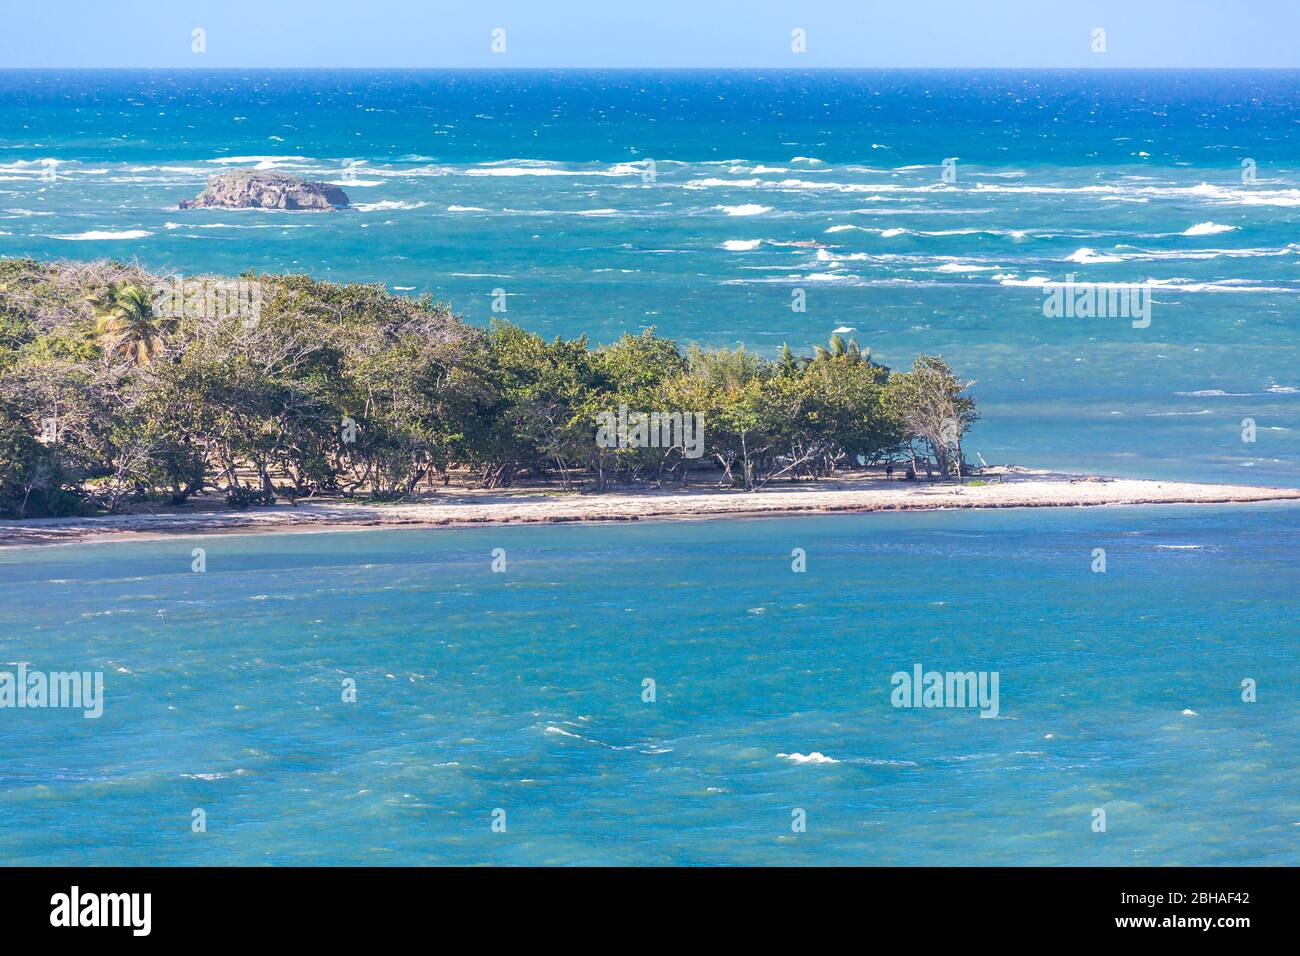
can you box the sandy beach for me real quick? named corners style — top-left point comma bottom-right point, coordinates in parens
top-left (3, 466), bottom-right (1298, 547)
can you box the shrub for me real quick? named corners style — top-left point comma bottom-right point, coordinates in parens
top-left (224, 486), bottom-right (276, 510)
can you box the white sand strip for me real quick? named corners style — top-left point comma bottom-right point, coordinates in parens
top-left (2, 467), bottom-right (1297, 547)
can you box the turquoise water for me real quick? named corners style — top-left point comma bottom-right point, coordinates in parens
top-left (1, 505), bottom-right (1297, 865)
top-left (1, 70), bottom-right (1298, 866)
top-left (1, 69), bottom-right (1298, 484)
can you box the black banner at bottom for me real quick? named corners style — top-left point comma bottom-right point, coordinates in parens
top-left (0, 866), bottom-right (1280, 942)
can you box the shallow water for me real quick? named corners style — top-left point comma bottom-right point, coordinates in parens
top-left (1, 504), bottom-right (1296, 865)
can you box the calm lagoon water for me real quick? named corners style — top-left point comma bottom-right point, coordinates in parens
top-left (1, 505), bottom-right (1296, 865)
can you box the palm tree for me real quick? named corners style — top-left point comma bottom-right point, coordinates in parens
top-left (811, 333), bottom-right (870, 365)
top-left (778, 342), bottom-right (800, 375)
top-left (87, 283), bottom-right (172, 366)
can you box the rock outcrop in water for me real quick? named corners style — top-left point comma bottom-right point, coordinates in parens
top-left (179, 170), bottom-right (350, 211)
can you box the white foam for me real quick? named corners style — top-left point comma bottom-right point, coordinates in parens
top-left (205, 155), bottom-right (306, 165)
top-left (1000, 276), bottom-right (1297, 294)
top-left (722, 239), bottom-right (764, 250)
top-left (182, 770), bottom-right (248, 780)
top-left (1182, 221), bottom-right (1236, 236)
top-left (778, 751), bottom-right (839, 764)
top-left (462, 163), bottom-right (637, 178)
top-left (163, 221), bottom-right (309, 231)
top-left (0, 158), bottom-right (60, 171)
top-left (715, 204), bottom-right (771, 217)
top-left (352, 200), bottom-right (428, 212)
top-left (684, 177), bottom-right (761, 189)
top-left (50, 229), bottom-right (151, 240)
top-left (544, 725), bottom-right (582, 738)
top-left (1065, 247), bottom-right (1123, 264)
top-left (1106, 245), bottom-right (1299, 261)
top-left (970, 180), bottom-right (1300, 207)
top-left (932, 262), bottom-right (999, 273)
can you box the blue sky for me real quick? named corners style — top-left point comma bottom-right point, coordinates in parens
top-left (2, 0), bottom-right (1296, 68)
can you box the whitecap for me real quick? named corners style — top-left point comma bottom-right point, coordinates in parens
top-left (778, 751), bottom-right (839, 764)
top-left (462, 164), bottom-right (634, 178)
top-left (543, 725), bottom-right (582, 738)
top-left (1182, 221), bottom-right (1236, 236)
top-left (715, 204), bottom-right (771, 217)
top-left (1065, 247), bottom-right (1123, 264)
top-left (932, 262), bottom-right (1000, 273)
top-left (352, 200), bottom-right (428, 212)
top-left (50, 229), bottom-right (151, 241)
top-left (684, 177), bottom-right (761, 189)
top-left (205, 155), bottom-right (306, 166)
top-left (183, 769), bottom-right (249, 780)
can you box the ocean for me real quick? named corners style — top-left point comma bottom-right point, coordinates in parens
top-left (2, 70), bottom-right (1299, 485)
top-left (1, 506), bottom-right (1297, 865)
top-left (0, 70), bottom-right (1297, 865)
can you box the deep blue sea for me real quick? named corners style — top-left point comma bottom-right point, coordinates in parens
top-left (2, 70), bottom-right (1298, 483)
top-left (0, 71), bottom-right (1297, 865)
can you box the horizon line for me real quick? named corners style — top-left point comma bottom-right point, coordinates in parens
top-left (6, 65), bottom-right (1300, 72)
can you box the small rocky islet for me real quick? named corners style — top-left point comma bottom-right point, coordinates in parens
top-left (179, 170), bottom-right (350, 211)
